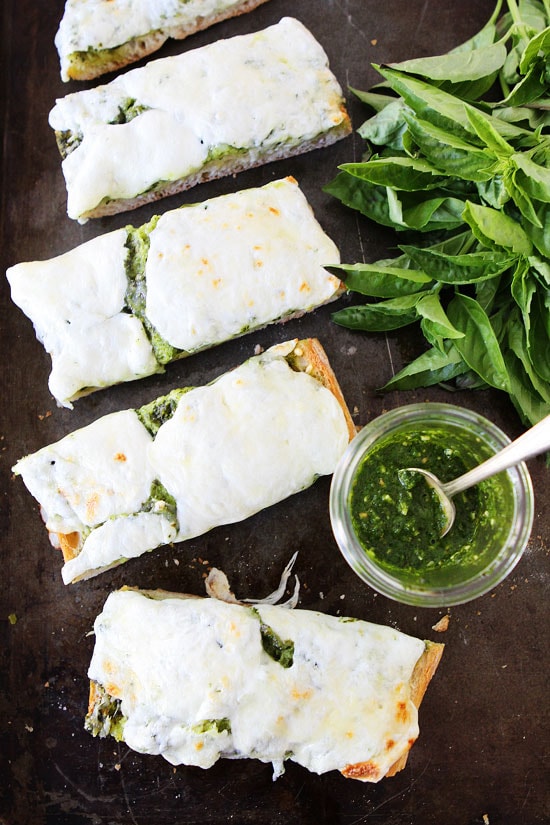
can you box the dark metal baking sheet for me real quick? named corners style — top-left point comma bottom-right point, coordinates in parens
top-left (1, 1), bottom-right (549, 823)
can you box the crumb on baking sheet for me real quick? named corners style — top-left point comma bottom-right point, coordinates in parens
top-left (432, 614), bottom-right (450, 632)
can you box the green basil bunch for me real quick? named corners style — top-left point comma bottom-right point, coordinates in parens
top-left (327, 0), bottom-right (550, 425)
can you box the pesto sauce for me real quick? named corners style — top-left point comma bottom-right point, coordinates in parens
top-left (109, 98), bottom-right (150, 125)
top-left (124, 218), bottom-right (183, 365)
top-left (85, 682), bottom-right (126, 740)
top-left (191, 718), bottom-right (231, 735)
top-left (136, 387), bottom-right (192, 436)
top-left (142, 479), bottom-right (179, 531)
top-left (250, 607), bottom-right (295, 668)
top-left (349, 427), bottom-right (514, 587)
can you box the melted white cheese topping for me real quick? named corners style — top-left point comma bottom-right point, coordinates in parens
top-left (145, 178), bottom-right (341, 350)
top-left (89, 590), bottom-right (425, 779)
top-left (149, 343), bottom-right (349, 538)
top-left (14, 410), bottom-right (156, 536)
top-left (6, 230), bottom-right (158, 406)
top-left (55, 0), bottom-right (250, 81)
top-left (49, 18), bottom-right (348, 220)
top-left (13, 341), bottom-right (350, 584)
top-left (7, 179), bottom-right (341, 407)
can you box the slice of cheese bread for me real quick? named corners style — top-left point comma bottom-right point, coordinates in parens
top-left (48, 18), bottom-right (352, 221)
top-left (85, 587), bottom-right (444, 780)
top-left (13, 339), bottom-right (355, 584)
top-left (55, 0), bottom-right (273, 82)
top-left (7, 177), bottom-right (343, 408)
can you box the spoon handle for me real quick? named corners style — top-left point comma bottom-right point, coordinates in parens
top-left (443, 413), bottom-right (550, 498)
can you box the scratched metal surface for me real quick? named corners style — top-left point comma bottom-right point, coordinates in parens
top-left (1, 1), bottom-right (549, 823)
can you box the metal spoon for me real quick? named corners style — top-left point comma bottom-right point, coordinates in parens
top-left (402, 413), bottom-right (550, 537)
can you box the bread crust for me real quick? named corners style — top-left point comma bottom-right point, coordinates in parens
top-left (62, 0), bottom-right (273, 82)
top-left (289, 338), bottom-right (357, 442)
top-left (385, 640), bottom-right (445, 776)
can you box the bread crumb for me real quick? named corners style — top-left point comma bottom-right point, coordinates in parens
top-left (432, 615), bottom-right (450, 632)
top-left (371, 38), bottom-right (378, 45)
top-left (114, 763), bottom-right (121, 771)
top-left (483, 815), bottom-right (490, 825)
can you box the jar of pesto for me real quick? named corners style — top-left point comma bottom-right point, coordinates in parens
top-left (329, 403), bottom-right (534, 607)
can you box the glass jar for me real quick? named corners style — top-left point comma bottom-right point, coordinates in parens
top-left (329, 403), bottom-right (534, 607)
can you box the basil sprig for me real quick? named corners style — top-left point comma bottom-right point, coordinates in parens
top-left (327, 0), bottom-right (550, 426)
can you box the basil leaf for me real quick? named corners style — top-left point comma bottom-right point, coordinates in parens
top-left (511, 260), bottom-right (537, 336)
top-left (512, 151), bottom-right (550, 203)
top-left (447, 293), bottom-right (511, 391)
top-left (389, 42), bottom-right (507, 83)
top-left (340, 157), bottom-right (446, 191)
top-left (504, 170), bottom-right (544, 227)
top-left (416, 292), bottom-right (464, 338)
top-left (475, 273), bottom-right (505, 314)
top-left (507, 307), bottom-right (550, 403)
top-left (503, 347), bottom-right (550, 426)
top-left (529, 255), bottom-right (550, 287)
top-left (376, 66), bottom-right (537, 147)
top-left (462, 201), bottom-right (533, 254)
top-left (404, 114), bottom-right (497, 181)
top-left (466, 105), bottom-right (515, 156)
top-left (382, 344), bottom-right (468, 390)
top-left (476, 174), bottom-right (511, 209)
top-left (519, 26), bottom-right (550, 74)
top-left (527, 287), bottom-right (550, 382)
top-left (324, 171), bottom-right (398, 229)
top-left (523, 201), bottom-right (550, 256)
top-left (501, 60), bottom-right (549, 106)
top-left (328, 261), bottom-right (432, 297)
top-left (399, 244), bottom-right (516, 283)
top-left (332, 294), bottom-right (422, 331)
top-left (358, 99), bottom-right (409, 148)
top-left (386, 188), bottom-right (468, 232)
top-left (350, 88), bottom-right (399, 112)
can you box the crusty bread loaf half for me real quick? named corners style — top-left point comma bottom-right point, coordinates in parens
top-left (85, 586), bottom-right (444, 781)
top-left (57, 337), bottom-right (356, 566)
top-left (14, 338), bottom-right (355, 583)
top-left (7, 177), bottom-right (345, 407)
top-left (57, 0), bottom-right (273, 82)
top-left (49, 19), bottom-right (352, 222)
